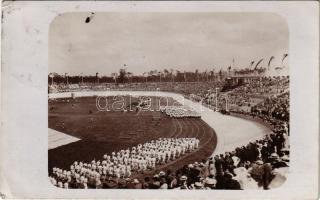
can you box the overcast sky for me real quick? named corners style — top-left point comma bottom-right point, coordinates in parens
top-left (49, 12), bottom-right (288, 76)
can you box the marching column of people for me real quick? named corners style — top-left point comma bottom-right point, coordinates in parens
top-left (50, 137), bottom-right (200, 188)
top-left (160, 106), bottom-right (201, 118)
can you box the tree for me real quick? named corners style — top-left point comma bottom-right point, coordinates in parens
top-left (111, 73), bottom-right (118, 83)
top-left (170, 69), bottom-right (175, 83)
top-left (204, 70), bottom-right (208, 82)
top-left (148, 70), bottom-right (153, 81)
top-left (126, 71), bottom-right (133, 83)
top-left (158, 71), bottom-right (162, 82)
top-left (96, 72), bottom-right (99, 84)
top-left (219, 69), bottom-right (222, 80)
top-left (195, 69), bottom-right (199, 82)
top-left (163, 69), bottom-right (169, 82)
top-left (118, 68), bottom-right (126, 83)
top-left (210, 69), bottom-right (215, 82)
top-left (143, 72), bottom-right (148, 83)
top-left (176, 70), bottom-right (182, 82)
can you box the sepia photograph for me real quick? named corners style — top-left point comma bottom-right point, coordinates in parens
top-left (48, 12), bottom-right (290, 190)
top-left (0, 1), bottom-right (318, 199)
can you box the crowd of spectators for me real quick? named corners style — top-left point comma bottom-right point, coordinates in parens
top-left (229, 76), bottom-right (289, 97)
top-left (251, 92), bottom-right (289, 122)
top-left (49, 81), bottom-right (224, 97)
top-left (198, 76), bottom-right (289, 112)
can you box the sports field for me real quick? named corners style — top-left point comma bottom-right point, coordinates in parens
top-left (48, 96), bottom-right (217, 175)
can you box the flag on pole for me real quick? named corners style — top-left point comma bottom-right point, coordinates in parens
top-left (268, 56), bottom-right (274, 70)
top-left (268, 56), bottom-right (274, 67)
top-left (282, 53), bottom-right (288, 63)
top-left (250, 61), bottom-right (255, 68)
top-left (254, 59), bottom-right (264, 70)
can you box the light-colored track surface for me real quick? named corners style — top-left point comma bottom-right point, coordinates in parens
top-left (49, 91), bottom-right (271, 154)
top-left (48, 128), bottom-right (80, 150)
top-left (202, 111), bottom-right (271, 154)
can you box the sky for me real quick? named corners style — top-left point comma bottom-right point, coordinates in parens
top-left (49, 12), bottom-right (289, 76)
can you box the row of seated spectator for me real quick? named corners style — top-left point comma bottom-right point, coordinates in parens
top-left (196, 76), bottom-right (289, 112)
top-left (230, 76), bottom-right (289, 97)
top-left (48, 81), bottom-right (224, 96)
top-left (251, 92), bottom-right (289, 122)
top-left (48, 76), bottom-right (288, 113)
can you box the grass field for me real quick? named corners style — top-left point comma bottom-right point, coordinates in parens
top-left (48, 95), bottom-right (217, 175)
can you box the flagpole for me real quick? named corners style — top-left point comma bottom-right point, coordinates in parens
top-left (65, 73), bottom-right (68, 85)
top-left (215, 87), bottom-right (219, 111)
top-left (81, 73), bottom-right (83, 84)
top-left (232, 58), bottom-right (235, 69)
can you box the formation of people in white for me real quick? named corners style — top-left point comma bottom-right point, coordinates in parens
top-left (50, 137), bottom-right (200, 188)
top-left (160, 106), bottom-right (201, 118)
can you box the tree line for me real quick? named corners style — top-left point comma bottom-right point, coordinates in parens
top-left (48, 68), bottom-right (228, 85)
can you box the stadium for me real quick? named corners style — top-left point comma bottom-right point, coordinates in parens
top-left (48, 69), bottom-right (289, 190)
